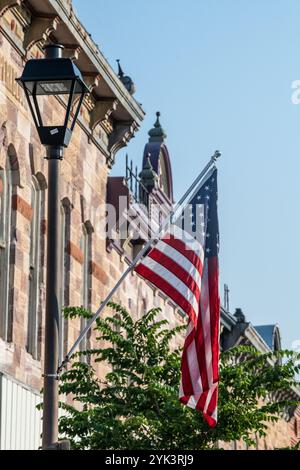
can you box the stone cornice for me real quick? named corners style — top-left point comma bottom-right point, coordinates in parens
top-left (45, 0), bottom-right (145, 124)
top-left (108, 121), bottom-right (138, 164)
top-left (23, 14), bottom-right (60, 51)
top-left (90, 98), bottom-right (118, 131)
top-left (0, 0), bottom-right (21, 17)
top-left (82, 72), bottom-right (101, 91)
top-left (0, 0), bottom-right (145, 162)
top-left (62, 43), bottom-right (81, 61)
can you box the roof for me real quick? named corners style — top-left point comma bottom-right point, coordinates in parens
top-left (253, 325), bottom-right (281, 351)
top-left (220, 308), bottom-right (282, 353)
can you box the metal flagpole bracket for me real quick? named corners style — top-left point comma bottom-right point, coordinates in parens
top-left (42, 373), bottom-right (60, 380)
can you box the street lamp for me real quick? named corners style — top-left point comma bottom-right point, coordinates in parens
top-left (17, 43), bottom-right (89, 159)
top-left (17, 43), bottom-right (89, 449)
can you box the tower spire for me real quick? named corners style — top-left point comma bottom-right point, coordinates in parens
top-left (116, 59), bottom-right (124, 78)
top-left (148, 111), bottom-right (167, 143)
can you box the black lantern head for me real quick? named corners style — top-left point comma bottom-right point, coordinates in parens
top-left (17, 45), bottom-right (89, 153)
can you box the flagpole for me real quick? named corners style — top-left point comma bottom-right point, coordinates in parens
top-left (57, 150), bottom-right (221, 373)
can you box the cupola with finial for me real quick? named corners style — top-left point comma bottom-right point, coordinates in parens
top-left (139, 153), bottom-right (158, 198)
top-left (141, 111), bottom-right (174, 203)
top-left (116, 59), bottom-right (136, 95)
top-left (148, 111), bottom-right (167, 143)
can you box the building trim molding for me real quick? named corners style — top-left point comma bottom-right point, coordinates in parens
top-left (0, 0), bottom-right (21, 18)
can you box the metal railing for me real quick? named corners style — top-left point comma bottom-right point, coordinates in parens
top-left (125, 154), bottom-right (149, 203)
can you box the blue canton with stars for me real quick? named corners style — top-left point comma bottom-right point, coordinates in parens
top-left (176, 169), bottom-right (219, 258)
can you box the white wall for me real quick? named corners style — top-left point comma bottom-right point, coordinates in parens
top-left (0, 373), bottom-right (42, 450)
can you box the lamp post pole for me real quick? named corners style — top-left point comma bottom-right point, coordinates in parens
top-left (16, 41), bottom-right (89, 450)
top-left (42, 44), bottom-right (63, 450)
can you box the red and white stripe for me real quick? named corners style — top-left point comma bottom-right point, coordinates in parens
top-left (135, 225), bottom-right (220, 427)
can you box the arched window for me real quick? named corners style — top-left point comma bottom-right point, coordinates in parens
top-left (27, 177), bottom-right (45, 359)
top-left (59, 198), bottom-right (72, 364)
top-left (79, 222), bottom-right (93, 359)
top-left (0, 150), bottom-right (15, 342)
top-left (0, 168), bottom-right (8, 247)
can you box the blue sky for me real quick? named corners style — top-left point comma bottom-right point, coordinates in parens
top-left (73, 0), bottom-right (300, 350)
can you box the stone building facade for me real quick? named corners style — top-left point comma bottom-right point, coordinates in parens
top-left (0, 0), bottom-right (299, 450)
top-left (0, 0), bottom-right (184, 449)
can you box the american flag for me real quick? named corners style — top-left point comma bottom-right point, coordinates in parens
top-left (135, 168), bottom-right (220, 427)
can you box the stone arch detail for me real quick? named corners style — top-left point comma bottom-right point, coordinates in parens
top-left (7, 144), bottom-right (20, 186)
top-left (34, 171), bottom-right (47, 191)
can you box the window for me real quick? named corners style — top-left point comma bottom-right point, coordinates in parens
top-left (80, 222), bottom-right (92, 360)
top-left (27, 177), bottom-right (44, 359)
top-left (0, 164), bottom-right (12, 341)
top-left (0, 146), bottom-right (19, 342)
top-left (0, 169), bottom-right (6, 244)
top-left (59, 199), bottom-right (71, 364)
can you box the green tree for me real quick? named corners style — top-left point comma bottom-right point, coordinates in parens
top-left (58, 303), bottom-right (300, 450)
